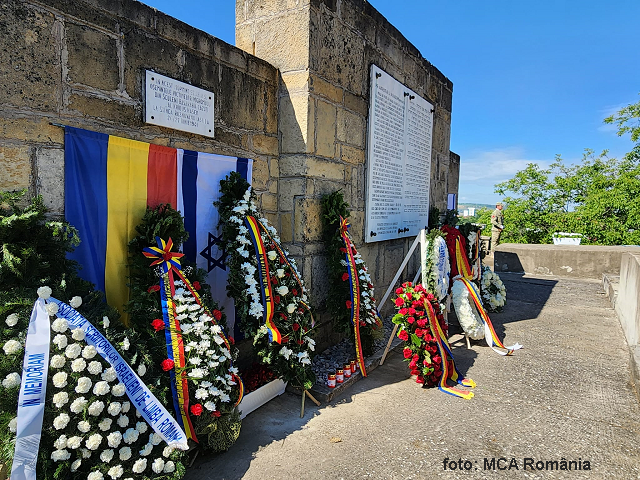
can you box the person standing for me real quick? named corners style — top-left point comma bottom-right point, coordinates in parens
top-left (490, 202), bottom-right (504, 253)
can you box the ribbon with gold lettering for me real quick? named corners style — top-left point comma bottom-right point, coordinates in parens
top-left (339, 216), bottom-right (367, 376)
top-left (425, 299), bottom-right (476, 399)
top-left (244, 217), bottom-right (280, 343)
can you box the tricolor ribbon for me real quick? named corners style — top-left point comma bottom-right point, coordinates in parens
top-left (455, 237), bottom-right (474, 280)
top-left (244, 216), bottom-right (280, 343)
top-left (339, 216), bottom-right (369, 376)
top-left (458, 277), bottom-right (523, 356)
top-left (425, 299), bottom-right (476, 399)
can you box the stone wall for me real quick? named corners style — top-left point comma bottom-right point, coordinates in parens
top-left (236, 0), bottom-right (456, 331)
top-left (0, 0), bottom-right (279, 217)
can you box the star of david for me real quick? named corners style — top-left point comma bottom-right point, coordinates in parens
top-left (200, 232), bottom-right (227, 272)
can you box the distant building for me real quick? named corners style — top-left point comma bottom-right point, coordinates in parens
top-left (468, 207), bottom-right (475, 216)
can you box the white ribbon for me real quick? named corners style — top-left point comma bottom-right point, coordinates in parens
top-left (51, 298), bottom-right (189, 450)
top-left (11, 299), bottom-right (51, 480)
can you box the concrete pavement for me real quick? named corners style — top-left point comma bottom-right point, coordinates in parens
top-left (186, 273), bottom-right (640, 479)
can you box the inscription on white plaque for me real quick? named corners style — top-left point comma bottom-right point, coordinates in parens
top-left (145, 70), bottom-right (214, 138)
top-left (365, 65), bottom-right (433, 242)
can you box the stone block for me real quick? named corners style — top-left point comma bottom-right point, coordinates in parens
top-left (0, 118), bottom-right (63, 145)
top-left (251, 158), bottom-right (270, 190)
top-left (307, 158), bottom-right (344, 180)
top-left (268, 180), bottom-right (278, 194)
top-left (337, 108), bottom-right (365, 147)
top-left (35, 147), bottom-right (64, 214)
top-left (248, 57), bottom-right (278, 85)
top-left (343, 91), bottom-right (369, 117)
top-left (251, 134), bottom-right (278, 155)
top-left (340, 0), bottom-right (376, 44)
top-left (315, 99), bottom-right (336, 158)
top-left (265, 85), bottom-right (279, 134)
top-left (66, 23), bottom-right (119, 91)
top-left (246, 0), bottom-right (310, 19)
top-left (309, 74), bottom-right (343, 104)
top-left (281, 71), bottom-right (310, 95)
top-left (340, 144), bottom-right (364, 165)
top-left (218, 65), bottom-right (268, 131)
top-left (280, 212), bottom-right (293, 243)
top-left (294, 198), bottom-right (322, 242)
top-left (261, 192), bottom-right (278, 211)
top-left (383, 245), bottom-right (405, 285)
top-left (0, 3), bottom-right (59, 111)
top-left (278, 178), bottom-right (306, 211)
top-left (279, 93), bottom-right (313, 154)
top-left (375, 27), bottom-right (404, 69)
top-left (213, 41), bottom-right (248, 72)
top-left (348, 210), bottom-right (365, 245)
top-left (66, 94), bottom-right (140, 125)
top-left (213, 128), bottom-right (247, 150)
top-left (311, 254), bottom-right (329, 307)
top-left (0, 144), bottom-right (31, 190)
top-left (309, 179), bottom-right (346, 199)
top-left (254, 9), bottom-right (310, 72)
top-left (234, 22), bottom-right (253, 54)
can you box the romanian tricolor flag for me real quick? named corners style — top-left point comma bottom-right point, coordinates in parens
top-left (64, 126), bottom-right (252, 327)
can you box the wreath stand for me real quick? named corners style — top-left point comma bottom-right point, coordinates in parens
top-left (378, 230), bottom-right (463, 366)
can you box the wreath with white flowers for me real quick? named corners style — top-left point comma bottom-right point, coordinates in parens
top-left (422, 231), bottom-right (450, 301)
top-left (450, 280), bottom-right (484, 340)
top-left (480, 266), bottom-right (507, 312)
top-left (216, 172), bottom-right (316, 390)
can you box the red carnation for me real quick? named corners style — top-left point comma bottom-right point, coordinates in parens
top-left (403, 348), bottom-right (413, 359)
top-left (161, 359), bottom-right (175, 371)
top-left (151, 319), bottom-right (165, 332)
top-left (417, 319), bottom-right (427, 328)
top-left (433, 355), bottom-right (441, 364)
top-left (297, 339), bottom-right (304, 345)
top-left (395, 297), bottom-right (404, 307)
top-left (416, 375), bottom-right (425, 384)
top-left (406, 293), bottom-right (413, 301)
top-left (212, 309), bottom-right (222, 321)
top-left (409, 360), bottom-right (417, 369)
top-left (399, 308), bottom-right (408, 316)
top-left (346, 300), bottom-right (352, 309)
top-left (190, 403), bottom-right (203, 416)
top-left (426, 293), bottom-right (435, 301)
top-left (407, 316), bottom-right (415, 324)
top-left (410, 369), bottom-right (420, 376)
top-left (415, 284), bottom-right (425, 293)
top-left (228, 336), bottom-right (235, 345)
top-left (340, 247), bottom-right (348, 253)
top-left (279, 313), bottom-right (287, 319)
top-left (408, 308), bottom-right (416, 315)
top-left (395, 287), bottom-right (403, 294)
top-left (274, 295), bottom-right (281, 304)
top-left (423, 359), bottom-right (431, 366)
top-left (147, 285), bottom-right (160, 293)
top-left (193, 281), bottom-right (201, 291)
top-left (292, 323), bottom-right (300, 331)
top-left (292, 288), bottom-right (298, 296)
top-left (398, 330), bottom-right (409, 341)
top-left (281, 336), bottom-right (290, 343)
top-left (412, 354), bottom-right (419, 362)
top-left (212, 410), bottom-right (221, 418)
top-left (414, 328), bottom-right (424, 337)
top-left (424, 334), bottom-right (433, 342)
top-left (342, 272), bottom-right (350, 281)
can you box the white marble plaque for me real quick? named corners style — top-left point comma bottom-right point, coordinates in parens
top-left (365, 65), bottom-right (433, 242)
top-left (145, 70), bottom-right (215, 138)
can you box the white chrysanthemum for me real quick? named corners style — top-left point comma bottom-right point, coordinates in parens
top-left (8, 417), bottom-right (18, 433)
top-left (139, 443), bottom-right (153, 456)
top-left (88, 361), bottom-right (102, 375)
top-left (45, 303), bottom-right (59, 316)
top-left (85, 433), bottom-right (102, 450)
top-left (66, 436), bottom-right (82, 449)
top-left (52, 333), bottom-right (68, 349)
top-left (112, 383), bottom-right (126, 397)
top-left (53, 391), bottom-right (69, 408)
top-left (136, 422), bottom-right (148, 434)
top-left (51, 449), bottom-right (71, 462)
top-left (69, 296), bottom-right (83, 308)
top-left (53, 413), bottom-right (70, 430)
top-left (152, 458), bottom-right (165, 473)
top-left (65, 343), bottom-right (82, 359)
top-left (88, 400), bottom-right (105, 416)
top-left (451, 280), bottom-right (484, 340)
top-left (287, 303), bottom-right (296, 314)
top-left (5, 313), bottom-right (18, 327)
top-left (82, 345), bottom-right (97, 359)
top-left (195, 388), bottom-right (208, 400)
top-left (150, 433), bottom-right (162, 445)
top-left (107, 465), bottom-right (124, 479)
top-left (190, 368), bottom-right (204, 379)
top-left (87, 472), bottom-right (104, 480)
top-left (117, 415), bottom-right (129, 428)
top-left (75, 376), bottom-right (92, 394)
top-left (3, 339), bottom-right (22, 356)
top-left (132, 458), bottom-right (147, 473)
top-left (204, 401), bottom-right (217, 411)
top-left (51, 317), bottom-right (68, 333)
top-left (53, 435), bottom-right (67, 450)
top-left (100, 448), bottom-right (115, 463)
top-left (279, 346), bottom-right (293, 360)
top-left (123, 428), bottom-right (140, 444)
top-left (69, 397), bottom-right (89, 413)
top-left (37, 286), bottom-right (52, 299)
top-left (137, 364), bottom-right (146, 377)
top-left (77, 421), bottom-right (91, 433)
top-left (70, 459), bottom-right (81, 472)
top-left (164, 460), bottom-right (176, 473)
top-left (103, 316), bottom-right (110, 328)
top-left (102, 368), bottom-right (117, 382)
top-left (50, 354), bottom-right (65, 369)
top-left (119, 446), bottom-right (132, 461)
top-left (107, 402), bottom-right (122, 416)
top-left (71, 358), bottom-right (87, 372)
top-left (98, 418), bottom-right (113, 431)
top-left (122, 338), bottom-right (130, 350)
top-left (53, 371), bottom-right (68, 388)
top-left (71, 328), bottom-right (85, 341)
top-left (162, 445), bottom-right (175, 457)
top-left (2, 372), bottom-right (21, 389)
top-left (121, 401), bottom-right (131, 413)
top-left (81, 448), bottom-right (92, 459)
top-left (276, 285), bottom-right (289, 295)
top-left (93, 380), bottom-right (110, 396)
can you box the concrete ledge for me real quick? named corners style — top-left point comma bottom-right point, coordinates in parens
top-left (602, 273), bottom-right (620, 310)
top-left (616, 253), bottom-right (640, 347)
top-left (494, 243), bottom-right (640, 279)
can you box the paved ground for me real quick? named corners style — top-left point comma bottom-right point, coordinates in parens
top-left (187, 273), bottom-right (640, 480)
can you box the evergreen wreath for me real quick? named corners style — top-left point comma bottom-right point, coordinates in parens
top-left (320, 192), bottom-right (382, 358)
top-left (216, 172), bottom-right (316, 390)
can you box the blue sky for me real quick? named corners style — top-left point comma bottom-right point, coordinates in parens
top-left (142, 0), bottom-right (640, 204)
